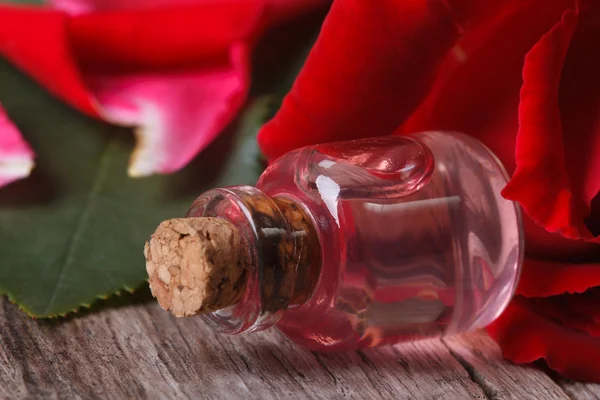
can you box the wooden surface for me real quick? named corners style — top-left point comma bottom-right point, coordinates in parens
top-left (1, 295), bottom-right (599, 400)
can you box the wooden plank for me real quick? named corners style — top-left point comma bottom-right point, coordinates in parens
top-left (557, 380), bottom-right (600, 400)
top-left (5, 295), bottom-right (599, 400)
top-left (310, 340), bottom-right (487, 399)
top-left (0, 297), bottom-right (489, 399)
top-left (443, 331), bottom-right (569, 400)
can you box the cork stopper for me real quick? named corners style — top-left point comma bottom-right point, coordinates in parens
top-left (144, 217), bottom-right (249, 317)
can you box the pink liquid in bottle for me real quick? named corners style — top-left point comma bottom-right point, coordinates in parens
top-left (187, 131), bottom-right (523, 351)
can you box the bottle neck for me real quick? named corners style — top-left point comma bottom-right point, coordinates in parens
top-left (186, 185), bottom-right (321, 334)
top-left (272, 197), bottom-right (322, 307)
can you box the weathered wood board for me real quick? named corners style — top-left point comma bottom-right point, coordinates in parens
top-left (0, 297), bottom-right (597, 399)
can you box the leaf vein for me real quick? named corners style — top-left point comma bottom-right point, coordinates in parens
top-left (41, 138), bottom-right (115, 316)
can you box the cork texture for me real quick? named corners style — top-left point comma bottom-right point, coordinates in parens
top-left (144, 217), bottom-right (249, 317)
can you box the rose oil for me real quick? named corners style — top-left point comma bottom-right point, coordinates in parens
top-left (147, 131), bottom-right (523, 352)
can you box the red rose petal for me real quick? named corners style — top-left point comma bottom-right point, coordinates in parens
top-left (258, 0), bottom-right (464, 161)
top-left (401, 0), bottom-right (573, 176)
top-left (517, 257), bottom-right (600, 297)
top-left (566, 289), bottom-right (600, 324)
top-left (264, 0), bottom-right (330, 26)
top-left (563, 290), bottom-right (600, 336)
top-left (521, 213), bottom-right (600, 260)
top-left (490, 255), bottom-right (600, 380)
top-left (487, 296), bottom-right (600, 382)
top-left (526, 294), bottom-right (600, 338)
top-left (557, 0), bottom-right (600, 235)
top-left (501, 7), bottom-right (600, 242)
top-left (66, 4), bottom-right (263, 73)
top-left (51, 0), bottom-right (328, 27)
top-left (0, 5), bottom-right (98, 117)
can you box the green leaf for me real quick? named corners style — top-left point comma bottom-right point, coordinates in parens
top-left (0, 59), bottom-right (266, 317)
top-left (0, 11), bottom-right (320, 317)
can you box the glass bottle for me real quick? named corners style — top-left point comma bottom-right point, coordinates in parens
top-left (185, 131), bottom-right (523, 351)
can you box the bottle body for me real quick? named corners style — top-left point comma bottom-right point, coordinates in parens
top-left (189, 131), bottom-right (523, 351)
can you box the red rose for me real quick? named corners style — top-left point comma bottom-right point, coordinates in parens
top-left (258, 0), bottom-right (600, 381)
top-left (0, 0), bottom-right (326, 186)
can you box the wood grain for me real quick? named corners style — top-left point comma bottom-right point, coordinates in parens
top-left (443, 333), bottom-right (568, 400)
top-left (0, 296), bottom-right (596, 400)
top-left (558, 380), bottom-right (600, 400)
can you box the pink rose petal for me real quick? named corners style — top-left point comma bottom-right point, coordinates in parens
top-left (23, 0), bottom-right (327, 178)
top-left (87, 44), bottom-right (249, 176)
top-left (0, 106), bottom-right (35, 188)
